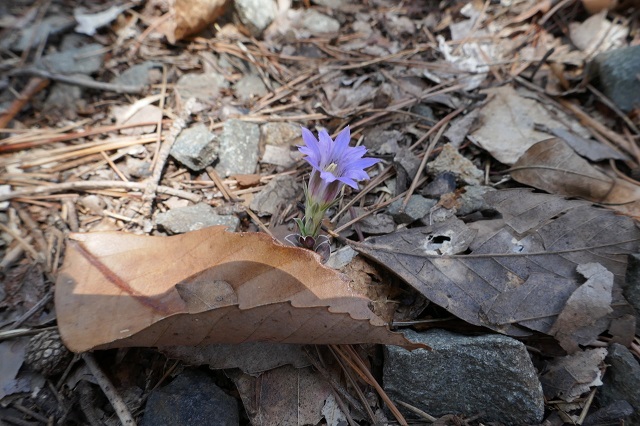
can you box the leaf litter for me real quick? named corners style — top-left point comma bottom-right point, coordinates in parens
top-left (1, 0), bottom-right (640, 424)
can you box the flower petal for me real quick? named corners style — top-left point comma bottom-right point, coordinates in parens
top-left (331, 126), bottom-right (351, 160)
top-left (319, 169), bottom-right (338, 183)
top-left (317, 129), bottom-right (334, 166)
top-left (336, 176), bottom-right (359, 189)
top-left (300, 127), bottom-right (321, 161)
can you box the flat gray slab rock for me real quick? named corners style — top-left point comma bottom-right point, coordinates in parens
top-left (141, 369), bottom-right (238, 426)
top-left (384, 329), bottom-right (544, 424)
top-left (170, 123), bottom-right (218, 172)
top-left (598, 343), bottom-right (640, 424)
top-left (156, 203), bottom-right (239, 234)
top-left (387, 195), bottom-right (436, 224)
top-left (215, 120), bottom-right (260, 177)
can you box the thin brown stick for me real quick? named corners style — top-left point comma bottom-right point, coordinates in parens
top-left (82, 353), bottom-right (136, 426)
top-left (0, 78), bottom-right (50, 129)
top-left (402, 107), bottom-right (463, 208)
top-left (0, 181), bottom-right (200, 203)
top-left (9, 68), bottom-right (144, 94)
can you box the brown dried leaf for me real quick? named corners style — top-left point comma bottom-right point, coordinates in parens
top-left (55, 227), bottom-right (422, 352)
top-left (156, 0), bottom-right (227, 44)
top-left (549, 263), bottom-right (613, 353)
top-left (351, 189), bottom-right (640, 338)
top-left (540, 348), bottom-right (607, 402)
top-left (160, 342), bottom-right (310, 375)
top-left (511, 138), bottom-right (640, 218)
top-left (228, 365), bottom-right (335, 426)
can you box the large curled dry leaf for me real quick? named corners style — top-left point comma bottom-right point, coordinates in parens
top-left (56, 227), bottom-right (422, 353)
top-left (351, 189), bottom-right (640, 339)
top-left (511, 138), bottom-right (640, 218)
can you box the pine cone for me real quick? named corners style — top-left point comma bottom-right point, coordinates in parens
top-left (25, 330), bottom-right (72, 377)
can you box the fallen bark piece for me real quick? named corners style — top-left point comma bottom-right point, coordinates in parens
top-left (55, 226), bottom-right (423, 352)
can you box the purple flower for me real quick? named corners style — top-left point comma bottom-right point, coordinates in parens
top-left (299, 126), bottom-right (380, 206)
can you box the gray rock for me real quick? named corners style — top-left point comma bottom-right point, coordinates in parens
top-left (125, 157), bottom-right (152, 178)
top-left (384, 329), bottom-right (544, 424)
top-left (386, 195), bottom-right (437, 224)
top-left (1, 15), bottom-right (74, 52)
top-left (215, 120), bottom-right (260, 177)
top-left (358, 211), bottom-right (396, 235)
top-left (261, 122), bottom-right (300, 146)
top-left (457, 185), bottom-right (496, 216)
top-left (141, 369), bottom-right (238, 426)
top-left (156, 203), bottom-right (239, 234)
top-left (234, 0), bottom-right (278, 37)
top-left (421, 171), bottom-right (457, 198)
top-left (249, 175), bottom-right (300, 216)
top-left (43, 83), bottom-right (84, 119)
top-left (112, 61), bottom-right (161, 87)
top-left (170, 123), bottom-right (218, 172)
top-left (36, 43), bottom-right (105, 75)
top-left (312, 0), bottom-right (344, 8)
top-left (234, 73), bottom-right (268, 101)
top-left (410, 103), bottom-right (435, 121)
top-left (590, 45), bottom-right (640, 113)
top-left (624, 253), bottom-right (640, 317)
top-left (583, 400), bottom-right (634, 426)
top-left (393, 148), bottom-right (420, 192)
top-left (427, 143), bottom-right (484, 185)
top-left (175, 72), bottom-right (228, 102)
top-left (365, 129), bottom-right (403, 154)
top-left (598, 343), bottom-right (640, 423)
top-left (302, 10), bottom-right (340, 36)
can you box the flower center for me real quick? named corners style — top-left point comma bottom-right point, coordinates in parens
top-left (324, 162), bottom-right (338, 174)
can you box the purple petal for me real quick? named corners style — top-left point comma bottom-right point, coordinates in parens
top-left (300, 127), bottom-right (321, 161)
top-left (346, 157), bottom-right (380, 170)
top-left (342, 168), bottom-right (370, 181)
top-left (319, 170), bottom-right (338, 183)
top-left (336, 176), bottom-right (358, 189)
top-left (317, 129), bottom-right (335, 165)
top-left (332, 126), bottom-right (351, 159)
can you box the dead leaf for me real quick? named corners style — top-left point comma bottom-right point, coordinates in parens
top-left (156, 0), bottom-right (227, 44)
top-left (55, 226), bottom-right (423, 352)
top-left (511, 138), bottom-right (640, 218)
top-left (540, 348), bottom-right (607, 402)
top-left (469, 86), bottom-right (588, 165)
top-left (160, 342), bottom-right (310, 375)
top-left (228, 365), bottom-right (336, 426)
top-left (534, 125), bottom-right (629, 162)
top-left (350, 189), bottom-right (640, 339)
top-left (549, 263), bottom-right (613, 353)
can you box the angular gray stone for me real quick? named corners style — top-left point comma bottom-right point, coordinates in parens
top-left (590, 45), bottom-right (640, 113)
top-left (428, 143), bottom-right (484, 185)
top-left (457, 185), bottom-right (496, 216)
top-left (175, 72), bottom-right (228, 102)
top-left (249, 175), bottom-right (300, 217)
top-left (112, 61), bottom-right (161, 87)
top-left (215, 120), bottom-right (260, 177)
top-left (156, 203), bottom-right (239, 234)
top-left (141, 369), bottom-right (238, 426)
top-left (386, 195), bottom-right (437, 224)
top-left (384, 329), bottom-right (544, 424)
top-left (170, 123), bottom-right (218, 172)
top-left (357, 210), bottom-right (395, 235)
top-left (302, 10), bottom-right (340, 36)
top-left (598, 343), bottom-right (640, 423)
top-left (36, 43), bottom-right (104, 75)
top-left (43, 83), bottom-right (84, 119)
top-left (234, 73), bottom-right (268, 101)
top-left (421, 171), bottom-right (457, 198)
top-left (261, 122), bottom-right (300, 146)
top-left (234, 0), bottom-right (278, 37)
top-left (624, 253), bottom-right (640, 317)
